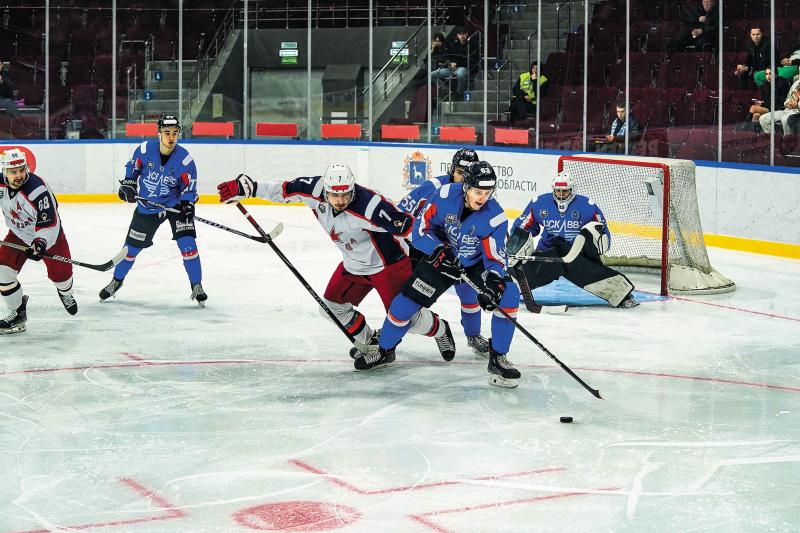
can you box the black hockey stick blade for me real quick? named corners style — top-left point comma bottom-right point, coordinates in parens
top-left (513, 264), bottom-right (568, 314)
top-left (134, 196), bottom-right (269, 242)
top-left (509, 253), bottom-right (565, 264)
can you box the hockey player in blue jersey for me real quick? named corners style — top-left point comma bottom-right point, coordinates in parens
top-left (368, 160), bottom-right (523, 388)
top-left (396, 148), bottom-right (490, 356)
top-left (216, 164), bottom-right (456, 366)
top-left (507, 171), bottom-right (638, 309)
top-left (99, 113), bottom-right (207, 306)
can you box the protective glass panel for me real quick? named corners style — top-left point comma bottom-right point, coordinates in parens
top-left (248, 1), bottom-right (311, 139)
top-left (2, 4), bottom-right (46, 138)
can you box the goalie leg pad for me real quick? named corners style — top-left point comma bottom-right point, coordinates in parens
top-left (565, 256), bottom-right (634, 307)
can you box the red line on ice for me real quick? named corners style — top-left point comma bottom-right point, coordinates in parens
top-left (289, 459), bottom-right (565, 495)
top-left (2, 355), bottom-right (798, 394)
top-left (4, 477), bottom-right (184, 533)
top-left (642, 291), bottom-right (800, 323)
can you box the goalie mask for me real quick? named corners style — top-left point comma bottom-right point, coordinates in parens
top-left (552, 171), bottom-right (575, 214)
top-left (322, 163), bottom-right (356, 211)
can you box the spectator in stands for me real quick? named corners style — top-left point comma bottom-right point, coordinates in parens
top-left (754, 44), bottom-right (800, 88)
top-left (758, 76), bottom-right (800, 135)
top-left (428, 33), bottom-right (452, 85)
top-left (444, 27), bottom-right (478, 99)
top-left (0, 69), bottom-right (19, 118)
top-left (671, 0), bottom-right (718, 53)
top-left (507, 62), bottom-right (548, 125)
top-left (595, 101), bottom-right (641, 153)
top-left (734, 27), bottom-right (770, 90)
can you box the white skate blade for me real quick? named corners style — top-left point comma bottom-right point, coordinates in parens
top-left (488, 374), bottom-right (519, 389)
top-left (0, 323), bottom-right (26, 334)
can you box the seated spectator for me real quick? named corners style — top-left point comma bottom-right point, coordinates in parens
top-left (758, 77), bottom-right (800, 134)
top-left (594, 101), bottom-right (641, 153)
top-left (0, 68), bottom-right (19, 118)
top-left (754, 44), bottom-right (800, 87)
top-left (734, 27), bottom-right (770, 90)
top-left (671, 0), bottom-right (718, 53)
top-left (442, 27), bottom-right (479, 99)
top-left (426, 33), bottom-right (451, 86)
top-left (507, 61), bottom-right (548, 125)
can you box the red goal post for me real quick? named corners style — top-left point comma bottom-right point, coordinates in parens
top-left (557, 154), bottom-right (735, 296)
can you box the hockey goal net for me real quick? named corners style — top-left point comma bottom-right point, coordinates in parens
top-left (557, 154), bottom-right (735, 295)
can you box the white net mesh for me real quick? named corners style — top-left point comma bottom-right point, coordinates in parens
top-left (559, 154), bottom-right (735, 294)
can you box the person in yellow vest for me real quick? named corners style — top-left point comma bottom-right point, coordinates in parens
top-left (508, 62), bottom-right (548, 125)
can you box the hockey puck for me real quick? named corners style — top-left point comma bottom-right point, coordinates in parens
top-left (559, 416), bottom-right (573, 423)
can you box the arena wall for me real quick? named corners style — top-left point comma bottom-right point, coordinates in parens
top-left (2, 140), bottom-right (798, 258)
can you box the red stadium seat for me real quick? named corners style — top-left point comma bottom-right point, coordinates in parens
top-left (125, 122), bottom-right (158, 137)
top-left (192, 121), bottom-right (234, 138)
top-left (439, 125), bottom-right (475, 143)
top-left (255, 122), bottom-right (298, 138)
top-left (320, 123), bottom-right (361, 140)
top-left (381, 124), bottom-right (421, 141)
top-left (494, 128), bottom-right (529, 146)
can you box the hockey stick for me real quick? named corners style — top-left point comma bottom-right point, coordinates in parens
top-left (233, 201), bottom-right (359, 346)
top-left (509, 233), bottom-right (587, 265)
top-left (512, 264), bottom-right (568, 314)
top-left (134, 197), bottom-right (271, 242)
top-left (460, 273), bottom-right (602, 399)
top-left (0, 240), bottom-right (128, 272)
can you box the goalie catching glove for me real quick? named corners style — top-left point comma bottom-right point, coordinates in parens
top-left (426, 245), bottom-right (462, 280)
top-left (217, 174), bottom-right (257, 203)
top-left (477, 270), bottom-right (506, 311)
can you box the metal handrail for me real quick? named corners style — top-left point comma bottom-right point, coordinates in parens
top-left (495, 59), bottom-right (512, 120)
top-left (186, 2), bottom-right (237, 104)
top-left (555, 2), bottom-right (572, 51)
top-left (466, 30), bottom-right (481, 93)
top-left (526, 30), bottom-right (538, 72)
top-left (362, 20), bottom-right (426, 96)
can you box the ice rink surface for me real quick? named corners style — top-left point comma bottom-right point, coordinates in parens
top-left (1, 203), bottom-right (799, 533)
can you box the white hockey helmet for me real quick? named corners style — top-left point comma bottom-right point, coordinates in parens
top-left (552, 170), bottom-right (575, 213)
top-left (322, 163), bottom-right (356, 197)
top-left (1, 148), bottom-right (28, 172)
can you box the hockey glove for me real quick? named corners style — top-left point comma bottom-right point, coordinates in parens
top-left (217, 174), bottom-right (257, 204)
top-left (25, 238), bottom-right (47, 261)
top-left (426, 245), bottom-right (462, 280)
top-left (178, 200), bottom-right (195, 223)
top-left (579, 221), bottom-right (610, 257)
top-left (117, 177), bottom-right (137, 203)
top-left (506, 227), bottom-right (531, 267)
top-left (478, 270), bottom-right (506, 312)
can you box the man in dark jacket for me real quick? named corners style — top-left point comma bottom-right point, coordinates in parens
top-left (671, 0), bottom-right (718, 53)
top-left (0, 68), bottom-right (19, 118)
top-left (734, 27), bottom-right (770, 90)
top-left (596, 101), bottom-right (642, 154)
top-left (445, 27), bottom-right (479, 98)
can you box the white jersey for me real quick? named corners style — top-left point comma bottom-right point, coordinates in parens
top-left (256, 176), bottom-right (413, 275)
top-left (0, 172), bottom-right (62, 247)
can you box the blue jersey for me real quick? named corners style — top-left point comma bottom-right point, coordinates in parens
top-left (125, 140), bottom-right (198, 214)
top-left (396, 173), bottom-right (453, 218)
top-left (413, 182), bottom-right (509, 276)
top-left (511, 193), bottom-right (610, 251)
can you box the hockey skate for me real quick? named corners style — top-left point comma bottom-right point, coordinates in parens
top-left (190, 283), bottom-right (208, 307)
top-left (57, 289), bottom-right (78, 315)
top-left (349, 329), bottom-right (380, 359)
top-left (488, 347), bottom-right (521, 389)
top-left (0, 295), bottom-right (28, 335)
top-left (618, 294), bottom-right (639, 308)
top-left (99, 278), bottom-right (123, 300)
top-left (354, 346), bottom-right (395, 371)
top-left (466, 334), bottom-right (490, 357)
top-left (433, 319), bottom-right (456, 361)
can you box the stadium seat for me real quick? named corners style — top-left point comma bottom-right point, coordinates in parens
top-left (255, 122), bottom-right (298, 138)
top-left (493, 128), bottom-right (529, 146)
top-left (125, 122), bottom-right (158, 137)
top-left (192, 121), bottom-right (235, 138)
top-left (439, 125), bottom-right (475, 143)
top-left (320, 123), bottom-right (361, 140)
top-left (381, 124), bottom-right (421, 141)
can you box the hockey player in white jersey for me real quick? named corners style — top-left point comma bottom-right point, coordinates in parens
top-left (0, 148), bottom-right (77, 333)
top-left (217, 164), bottom-right (456, 367)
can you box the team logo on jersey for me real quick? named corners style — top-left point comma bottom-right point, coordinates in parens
top-left (540, 209), bottom-right (548, 218)
top-left (572, 210), bottom-right (579, 220)
top-left (329, 226), bottom-right (342, 242)
top-left (318, 203), bottom-right (326, 214)
top-left (148, 162), bottom-right (154, 169)
top-left (401, 150), bottom-right (432, 190)
top-left (445, 214), bottom-right (457, 224)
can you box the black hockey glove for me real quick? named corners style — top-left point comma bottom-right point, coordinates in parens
top-left (426, 245), bottom-right (462, 280)
top-left (25, 238), bottom-right (47, 261)
top-left (117, 177), bottom-right (137, 203)
top-left (178, 200), bottom-right (195, 223)
top-left (478, 270), bottom-right (506, 311)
